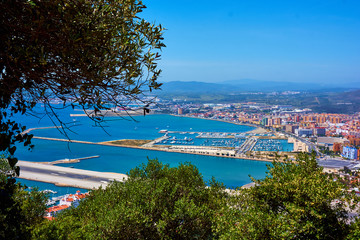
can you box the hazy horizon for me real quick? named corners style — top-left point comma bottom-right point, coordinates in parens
top-left (142, 0), bottom-right (360, 85)
top-left (162, 78), bottom-right (360, 86)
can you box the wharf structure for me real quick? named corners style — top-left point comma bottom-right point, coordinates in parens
top-left (135, 130), bottom-right (300, 161)
top-left (17, 160), bottom-right (128, 189)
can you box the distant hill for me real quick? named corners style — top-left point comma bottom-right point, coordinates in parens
top-left (338, 89), bottom-right (360, 101)
top-left (159, 80), bottom-right (358, 94)
top-left (221, 79), bottom-right (336, 92)
top-left (157, 81), bottom-right (360, 113)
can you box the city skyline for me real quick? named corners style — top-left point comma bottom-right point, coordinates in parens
top-left (142, 0), bottom-right (360, 85)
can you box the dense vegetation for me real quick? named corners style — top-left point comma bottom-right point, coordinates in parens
top-left (1, 0), bottom-right (164, 170)
top-left (215, 154), bottom-right (356, 239)
top-left (33, 159), bottom-right (226, 239)
top-left (2, 153), bottom-right (360, 239)
top-left (0, 158), bottom-right (48, 240)
top-left (2, 1), bottom-right (360, 239)
top-left (1, 1), bottom-right (164, 238)
top-left (2, 154), bottom-right (351, 239)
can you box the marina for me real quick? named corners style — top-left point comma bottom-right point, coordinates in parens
top-left (44, 190), bottom-right (89, 220)
top-left (14, 113), bottom-right (286, 191)
top-left (253, 139), bottom-right (286, 152)
top-left (154, 130), bottom-right (293, 153)
top-left (236, 137), bottom-right (258, 154)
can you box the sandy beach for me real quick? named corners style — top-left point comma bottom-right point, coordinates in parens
top-left (171, 114), bottom-right (269, 134)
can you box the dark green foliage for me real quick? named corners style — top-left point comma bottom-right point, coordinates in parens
top-left (1, 1), bottom-right (164, 237)
top-left (214, 154), bottom-right (357, 240)
top-left (33, 159), bottom-right (226, 239)
top-left (30, 156), bottom-right (360, 239)
top-left (0, 159), bottom-right (48, 239)
top-left (0, 0), bottom-right (164, 168)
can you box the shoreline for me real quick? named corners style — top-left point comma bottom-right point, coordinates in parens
top-left (25, 114), bottom-right (268, 136)
top-left (28, 111), bottom-right (288, 164)
top-left (25, 110), bottom-right (293, 167)
top-left (32, 136), bottom-right (279, 163)
top-left (19, 114), bottom-right (293, 190)
top-left (102, 141), bottom-right (285, 163)
top-left (170, 114), bottom-right (269, 134)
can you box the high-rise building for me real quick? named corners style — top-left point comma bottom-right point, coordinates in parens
top-left (314, 127), bottom-right (326, 136)
top-left (342, 146), bottom-right (358, 160)
top-left (296, 128), bottom-right (313, 137)
top-left (304, 115), bottom-right (315, 122)
top-left (285, 125), bottom-right (299, 134)
top-left (274, 118), bottom-right (282, 125)
top-left (330, 116), bottom-right (341, 124)
top-left (261, 118), bottom-right (268, 126)
top-left (316, 115), bottom-right (326, 124)
top-left (348, 137), bottom-right (360, 146)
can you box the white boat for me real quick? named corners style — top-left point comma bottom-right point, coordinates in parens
top-left (43, 189), bottom-right (57, 194)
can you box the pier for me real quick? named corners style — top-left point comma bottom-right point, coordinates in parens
top-left (40, 155), bottom-right (100, 165)
top-left (22, 126), bottom-right (61, 134)
top-left (33, 136), bottom-right (97, 144)
top-left (70, 109), bottom-right (146, 117)
top-left (142, 135), bottom-right (170, 147)
top-left (29, 130), bottom-right (294, 164)
top-left (17, 161), bottom-right (128, 189)
top-left (166, 130), bottom-right (243, 138)
top-left (236, 137), bottom-right (258, 154)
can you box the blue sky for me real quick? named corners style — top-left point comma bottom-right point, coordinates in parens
top-left (142, 0), bottom-right (360, 84)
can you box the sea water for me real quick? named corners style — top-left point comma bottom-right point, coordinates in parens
top-left (16, 138), bottom-right (270, 189)
top-left (17, 178), bottom-right (86, 198)
top-left (13, 106), bottom-right (273, 190)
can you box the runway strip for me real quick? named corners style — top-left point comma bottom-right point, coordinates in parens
top-left (17, 160), bottom-right (128, 189)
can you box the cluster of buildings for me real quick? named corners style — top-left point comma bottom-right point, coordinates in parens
top-left (279, 114), bottom-right (360, 160)
top-left (162, 102), bottom-right (360, 160)
top-left (45, 191), bottom-right (88, 220)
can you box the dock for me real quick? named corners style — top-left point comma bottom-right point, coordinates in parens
top-left (236, 137), bottom-right (258, 154)
top-left (22, 126), bottom-right (61, 134)
top-left (41, 155), bottom-right (100, 165)
top-left (142, 135), bottom-right (170, 147)
top-left (17, 160), bottom-right (128, 189)
top-left (33, 136), bottom-right (96, 144)
top-left (70, 109), bottom-right (146, 117)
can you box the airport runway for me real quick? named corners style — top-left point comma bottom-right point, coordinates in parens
top-left (17, 161), bottom-right (128, 189)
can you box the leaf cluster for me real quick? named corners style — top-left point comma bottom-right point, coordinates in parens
top-left (0, 160), bottom-right (48, 240)
top-left (33, 159), bottom-right (227, 239)
top-left (29, 155), bottom-right (360, 239)
top-left (0, 0), bottom-right (165, 169)
top-left (214, 154), bottom-right (356, 240)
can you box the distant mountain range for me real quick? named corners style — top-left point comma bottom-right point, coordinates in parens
top-left (156, 81), bottom-right (360, 113)
top-left (159, 80), bottom-right (360, 94)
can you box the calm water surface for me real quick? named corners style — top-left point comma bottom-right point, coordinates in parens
top-left (14, 108), bottom-right (270, 190)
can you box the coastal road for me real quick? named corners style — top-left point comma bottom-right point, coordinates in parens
top-left (17, 161), bottom-right (128, 189)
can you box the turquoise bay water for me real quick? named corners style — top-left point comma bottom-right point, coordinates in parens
top-left (17, 138), bottom-right (269, 189)
top-left (17, 178), bottom-right (86, 198)
top-left (30, 114), bottom-right (255, 141)
top-left (14, 108), bottom-right (271, 190)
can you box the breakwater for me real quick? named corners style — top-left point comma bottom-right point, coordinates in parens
top-left (39, 155), bottom-right (100, 165)
top-left (17, 160), bottom-right (127, 189)
top-left (15, 114), bottom-right (277, 188)
top-left (32, 134), bottom-right (293, 163)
